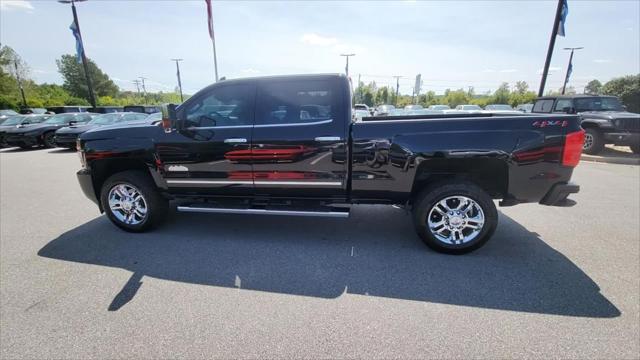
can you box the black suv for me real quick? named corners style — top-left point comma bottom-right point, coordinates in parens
top-left (532, 95), bottom-right (640, 155)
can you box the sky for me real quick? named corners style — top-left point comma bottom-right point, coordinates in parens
top-left (1, 0), bottom-right (639, 95)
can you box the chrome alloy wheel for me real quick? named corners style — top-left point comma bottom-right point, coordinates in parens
top-left (583, 132), bottom-right (594, 150)
top-left (108, 183), bottom-right (148, 225)
top-left (427, 195), bottom-right (485, 245)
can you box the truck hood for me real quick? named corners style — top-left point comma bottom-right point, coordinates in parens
top-left (80, 121), bottom-right (162, 141)
top-left (579, 111), bottom-right (640, 120)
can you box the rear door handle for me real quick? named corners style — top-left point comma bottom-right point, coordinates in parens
top-left (315, 136), bottom-right (342, 142)
top-left (224, 138), bottom-right (247, 143)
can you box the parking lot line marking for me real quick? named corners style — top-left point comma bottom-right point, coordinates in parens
top-left (351, 246), bottom-right (354, 257)
top-left (310, 152), bottom-right (331, 165)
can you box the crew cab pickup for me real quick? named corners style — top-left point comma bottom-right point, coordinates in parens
top-left (532, 95), bottom-right (640, 155)
top-left (76, 74), bottom-right (584, 254)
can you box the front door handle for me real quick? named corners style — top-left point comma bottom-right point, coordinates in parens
top-left (315, 136), bottom-right (342, 142)
top-left (224, 138), bottom-right (247, 143)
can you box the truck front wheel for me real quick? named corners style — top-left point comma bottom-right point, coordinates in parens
top-left (412, 182), bottom-right (498, 254)
top-left (99, 170), bottom-right (168, 232)
top-left (583, 128), bottom-right (604, 155)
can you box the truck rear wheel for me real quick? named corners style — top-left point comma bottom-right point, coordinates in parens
top-left (99, 170), bottom-right (168, 232)
top-left (583, 128), bottom-right (604, 155)
top-left (42, 132), bottom-right (56, 148)
top-left (412, 182), bottom-right (498, 254)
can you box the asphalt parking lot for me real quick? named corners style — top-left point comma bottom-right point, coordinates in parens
top-left (1, 148), bottom-right (638, 359)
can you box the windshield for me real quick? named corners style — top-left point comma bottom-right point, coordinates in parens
top-left (1, 115), bottom-right (25, 126)
top-left (89, 113), bottom-right (122, 125)
top-left (430, 105), bottom-right (450, 110)
top-left (44, 114), bottom-right (76, 124)
top-left (463, 105), bottom-right (482, 110)
top-left (574, 97), bottom-right (624, 112)
top-left (0, 110), bottom-right (19, 116)
top-left (146, 112), bottom-right (162, 121)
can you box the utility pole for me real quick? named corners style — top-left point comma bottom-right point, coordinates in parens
top-left (14, 60), bottom-right (27, 108)
top-left (340, 53), bottom-right (355, 78)
top-left (171, 58), bottom-right (184, 102)
top-left (139, 77), bottom-right (147, 101)
top-left (393, 75), bottom-right (402, 107)
top-left (538, 0), bottom-right (565, 97)
top-left (561, 47), bottom-right (583, 95)
top-left (132, 79), bottom-right (141, 96)
top-left (58, 0), bottom-right (97, 108)
top-left (357, 73), bottom-right (361, 103)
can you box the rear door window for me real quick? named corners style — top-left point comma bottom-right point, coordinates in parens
top-left (256, 80), bottom-right (335, 125)
top-left (553, 99), bottom-right (573, 113)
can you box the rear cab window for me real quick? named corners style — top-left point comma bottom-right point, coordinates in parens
top-left (532, 99), bottom-right (554, 113)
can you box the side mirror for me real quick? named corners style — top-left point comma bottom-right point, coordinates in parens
top-left (562, 106), bottom-right (575, 114)
top-left (68, 120), bottom-right (77, 126)
top-left (161, 103), bottom-right (178, 133)
top-left (622, 105), bottom-right (628, 111)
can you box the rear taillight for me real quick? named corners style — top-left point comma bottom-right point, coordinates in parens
top-left (562, 129), bottom-right (585, 167)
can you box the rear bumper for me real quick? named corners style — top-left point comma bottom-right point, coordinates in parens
top-left (603, 131), bottom-right (640, 146)
top-left (77, 169), bottom-right (101, 208)
top-left (539, 182), bottom-right (580, 206)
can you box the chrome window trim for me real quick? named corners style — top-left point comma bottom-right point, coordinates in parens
top-left (184, 118), bottom-right (333, 131)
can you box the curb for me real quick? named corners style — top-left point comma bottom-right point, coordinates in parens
top-left (581, 154), bottom-right (640, 165)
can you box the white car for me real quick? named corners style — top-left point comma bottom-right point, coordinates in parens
top-left (374, 104), bottom-right (396, 116)
top-left (453, 104), bottom-right (483, 113)
top-left (427, 105), bottom-right (451, 111)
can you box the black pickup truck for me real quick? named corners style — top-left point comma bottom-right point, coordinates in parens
top-left (76, 74), bottom-right (584, 254)
top-left (532, 95), bottom-right (640, 154)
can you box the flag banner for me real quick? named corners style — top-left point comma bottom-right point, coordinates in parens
top-left (557, 0), bottom-right (568, 37)
top-left (205, 0), bottom-right (214, 40)
top-left (69, 21), bottom-right (84, 64)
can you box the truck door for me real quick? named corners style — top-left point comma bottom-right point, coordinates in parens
top-left (156, 83), bottom-right (255, 195)
top-left (251, 78), bottom-right (348, 198)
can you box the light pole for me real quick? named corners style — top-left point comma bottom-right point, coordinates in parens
top-left (171, 59), bottom-right (184, 102)
top-left (139, 77), bottom-right (147, 101)
top-left (340, 53), bottom-right (355, 77)
top-left (562, 47), bottom-right (583, 95)
top-left (393, 75), bottom-right (402, 106)
top-left (14, 60), bottom-right (27, 108)
top-left (58, 0), bottom-right (96, 108)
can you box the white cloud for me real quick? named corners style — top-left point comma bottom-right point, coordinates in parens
top-left (0, 0), bottom-right (33, 11)
top-left (592, 59), bottom-right (612, 64)
top-left (300, 33), bottom-right (338, 46)
top-left (537, 66), bottom-right (562, 75)
top-left (499, 69), bottom-right (518, 73)
top-left (482, 69), bottom-right (496, 73)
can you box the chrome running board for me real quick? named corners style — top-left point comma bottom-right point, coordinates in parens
top-left (177, 205), bottom-right (350, 218)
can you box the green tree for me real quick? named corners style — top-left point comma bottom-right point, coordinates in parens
top-left (492, 82), bottom-right (510, 104)
top-left (56, 54), bottom-right (119, 102)
top-left (514, 81), bottom-right (529, 95)
top-left (602, 74), bottom-right (640, 113)
top-left (584, 79), bottom-right (603, 95)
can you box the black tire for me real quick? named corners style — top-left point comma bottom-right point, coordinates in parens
top-left (630, 143), bottom-right (640, 155)
top-left (99, 170), bottom-right (168, 232)
top-left (42, 131), bottom-right (56, 148)
top-left (412, 181), bottom-right (498, 255)
top-left (19, 145), bottom-right (32, 150)
top-left (583, 128), bottom-right (604, 155)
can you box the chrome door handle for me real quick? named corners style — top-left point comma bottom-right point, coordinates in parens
top-left (315, 136), bottom-right (342, 142)
top-left (224, 138), bottom-right (247, 143)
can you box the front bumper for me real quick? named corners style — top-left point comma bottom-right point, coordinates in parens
top-left (539, 182), bottom-right (580, 206)
top-left (603, 131), bottom-right (640, 146)
top-left (77, 169), bottom-right (101, 208)
top-left (54, 134), bottom-right (78, 148)
top-left (5, 134), bottom-right (39, 147)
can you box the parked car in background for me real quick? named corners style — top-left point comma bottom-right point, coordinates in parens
top-left (19, 108), bottom-right (47, 114)
top-left (427, 105), bottom-right (451, 111)
top-left (46, 106), bottom-right (91, 114)
top-left (145, 112), bottom-right (163, 123)
top-left (485, 104), bottom-right (514, 111)
top-left (374, 104), bottom-right (396, 116)
top-left (454, 104), bottom-right (483, 113)
top-left (0, 114), bottom-right (52, 147)
top-left (54, 112), bottom-right (149, 149)
top-left (354, 104), bottom-right (370, 112)
top-left (532, 95), bottom-right (640, 154)
top-left (404, 105), bottom-right (424, 111)
top-left (123, 105), bottom-right (162, 114)
top-left (352, 109), bottom-right (370, 121)
top-left (0, 109), bottom-right (19, 122)
top-left (88, 106), bottom-right (123, 113)
top-left (4, 112), bottom-right (95, 149)
top-left (516, 104), bottom-right (533, 113)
